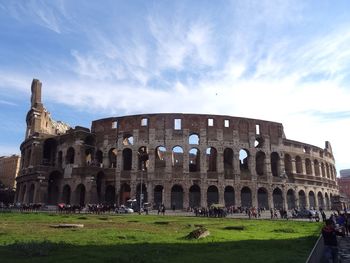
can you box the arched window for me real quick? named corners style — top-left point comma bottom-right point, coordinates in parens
top-left (284, 154), bottom-right (292, 175)
top-left (123, 148), bottom-right (132, 171)
top-left (305, 158), bottom-right (312, 175)
top-left (123, 134), bottom-right (134, 146)
top-left (172, 146), bottom-right (183, 168)
top-left (189, 148), bottom-right (200, 172)
top-left (138, 146), bottom-right (149, 171)
top-left (42, 138), bottom-right (57, 166)
top-left (255, 151), bottom-right (266, 176)
top-left (206, 147), bottom-right (217, 172)
top-left (223, 148), bottom-right (233, 170)
top-left (239, 149), bottom-right (249, 172)
top-left (189, 134), bottom-right (200, 145)
top-left (295, 156), bottom-right (302, 174)
top-left (108, 148), bottom-right (117, 168)
top-left (95, 150), bottom-right (103, 167)
top-left (66, 147), bottom-right (75, 164)
top-left (314, 160), bottom-right (320, 177)
top-left (155, 146), bottom-right (166, 168)
top-left (271, 152), bottom-right (280, 177)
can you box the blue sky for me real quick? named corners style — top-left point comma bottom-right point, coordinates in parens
top-left (0, 0), bottom-right (349, 172)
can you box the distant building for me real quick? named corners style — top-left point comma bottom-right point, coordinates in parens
top-left (0, 155), bottom-right (21, 189)
top-left (338, 169), bottom-right (350, 209)
top-left (340, 169), bottom-right (350, 178)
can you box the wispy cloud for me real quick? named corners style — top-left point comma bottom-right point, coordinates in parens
top-left (0, 100), bottom-right (17, 106)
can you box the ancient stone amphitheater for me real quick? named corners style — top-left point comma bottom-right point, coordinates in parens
top-left (15, 79), bottom-right (339, 210)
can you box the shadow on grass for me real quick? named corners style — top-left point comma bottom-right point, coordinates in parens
top-left (0, 237), bottom-right (316, 263)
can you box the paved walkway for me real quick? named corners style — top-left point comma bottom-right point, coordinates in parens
top-left (338, 236), bottom-right (350, 263)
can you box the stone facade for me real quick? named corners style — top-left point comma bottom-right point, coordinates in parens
top-left (0, 155), bottom-right (20, 189)
top-left (15, 79), bottom-right (339, 210)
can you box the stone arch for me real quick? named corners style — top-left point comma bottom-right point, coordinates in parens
top-left (120, 183), bottom-right (131, 205)
top-left (206, 147), bottom-right (217, 172)
top-left (223, 148), bottom-right (233, 171)
top-left (136, 183), bottom-right (148, 207)
top-left (207, 185), bottom-right (219, 206)
top-left (189, 148), bottom-right (200, 172)
top-left (298, 190), bottom-right (306, 209)
top-left (154, 185), bottom-right (163, 207)
top-left (108, 148), bottom-right (117, 168)
top-left (287, 189), bottom-right (296, 209)
top-left (122, 134), bottom-right (134, 146)
top-left (295, 156), bottom-right (302, 174)
top-left (241, 186), bottom-right (252, 208)
top-left (284, 154), bottom-right (292, 175)
top-left (47, 171), bottom-right (62, 205)
top-left (138, 146), bottom-right (149, 171)
top-left (305, 158), bottom-right (312, 175)
top-left (317, 191), bottom-right (324, 209)
top-left (189, 133), bottom-right (199, 145)
top-left (171, 184), bottom-right (184, 210)
top-left (96, 171), bottom-right (104, 203)
top-left (271, 152), bottom-right (280, 177)
top-left (105, 185), bottom-right (115, 205)
top-left (122, 148), bottom-right (132, 171)
top-left (62, 184), bottom-right (71, 204)
top-left (95, 150), bottom-right (103, 167)
top-left (189, 184), bottom-right (201, 208)
top-left (272, 188), bottom-right (283, 209)
top-left (239, 149), bottom-right (250, 173)
top-left (224, 186), bottom-right (235, 207)
top-left (28, 184), bottom-right (35, 203)
top-left (172, 146), bottom-right (183, 168)
top-left (255, 151), bottom-right (266, 176)
top-left (308, 191), bottom-right (316, 209)
top-left (42, 138), bottom-right (57, 166)
top-left (314, 160), bottom-right (320, 177)
top-left (257, 187), bottom-right (268, 209)
top-left (74, 184), bottom-right (86, 206)
top-left (66, 147), bottom-right (75, 164)
top-left (155, 146), bottom-right (166, 169)
top-left (325, 193), bottom-right (330, 210)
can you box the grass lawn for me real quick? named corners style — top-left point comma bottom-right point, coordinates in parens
top-left (0, 212), bottom-right (321, 263)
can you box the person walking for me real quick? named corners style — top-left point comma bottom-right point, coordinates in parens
top-left (322, 219), bottom-right (344, 262)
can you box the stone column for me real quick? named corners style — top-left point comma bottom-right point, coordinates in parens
top-left (291, 159), bottom-right (296, 174)
top-left (200, 182), bottom-right (207, 207)
top-left (183, 185), bottom-right (189, 209)
top-left (235, 186), bottom-right (241, 207)
top-left (251, 186), bottom-right (258, 208)
top-left (218, 185), bottom-right (224, 205)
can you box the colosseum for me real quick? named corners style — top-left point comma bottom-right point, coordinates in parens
top-left (15, 79), bottom-right (339, 210)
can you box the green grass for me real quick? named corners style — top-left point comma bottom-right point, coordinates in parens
top-left (0, 212), bottom-right (321, 263)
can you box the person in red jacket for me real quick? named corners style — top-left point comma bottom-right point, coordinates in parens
top-left (322, 219), bottom-right (344, 262)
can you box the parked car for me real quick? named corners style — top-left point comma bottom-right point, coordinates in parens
top-left (296, 209), bottom-right (320, 221)
top-left (116, 205), bottom-right (134, 214)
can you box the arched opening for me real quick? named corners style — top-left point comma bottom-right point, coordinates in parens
top-left (42, 138), bottom-right (57, 166)
top-left (105, 185), bottom-right (115, 205)
top-left (206, 147), bottom-right (217, 172)
top-left (305, 159), bottom-right (312, 175)
top-left (85, 148), bottom-right (94, 166)
top-left (154, 185), bottom-right (163, 207)
top-left (108, 148), bottom-right (117, 168)
top-left (155, 146), bottom-right (166, 169)
top-left (122, 134), bottom-right (134, 146)
top-left (284, 154), bottom-right (292, 175)
top-left (138, 146), bottom-right (149, 171)
top-left (254, 136), bottom-right (264, 148)
top-left (239, 149), bottom-right (249, 173)
top-left (271, 152), bottom-right (280, 177)
top-left (326, 164), bottom-right (330, 178)
top-left (136, 183), bottom-right (148, 208)
top-left (257, 187), bottom-right (268, 209)
top-left (123, 148), bottom-right (132, 171)
top-left (95, 150), bottom-right (103, 167)
top-left (241, 187), bottom-right (252, 208)
top-left (120, 183), bottom-right (131, 205)
top-left (189, 148), bottom-right (200, 172)
top-left (298, 190), bottom-right (306, 209)
top-left (20, 185), bottom-right (26, 203)
top-left (189, 134), bottom-right (199, 145)
top-left (58, 151), bottom-right (63, 167)
top-left (224, 186), bottom-right (235, 207)
top-left (96, 172), bottom-right (104, 203)
top-left (255, 151), bottom-right (266, 176)
top-left (47, 171), bottom-right (62, 205)
top-left (314, 160), bottom-right (320, 177)
top-left (207, 185), bottom-right (219, 206)
top-left (309, 191), bottom-right (316, 209)
top-left (295, 156), bottom-right (302, 174)
top-left (62, 185), bottom-right (71, 204)
top-left (272, 188), bottom-right (283, 209)
top-left (171, 185), bottom-right (183, 210)
top-left (321, 163), bottom-right (325, 178)
top-left (28, 184), bottom-right (35, 203)
top-left (223, 148), bottom-right (233, 171)
top-left (325, 193), bottom-right (330, 210)
top-left (172, 146), bottom-right (183, 168)
top-left (317, 192), bottom-right (324, 209)
top-left (189, 184), bottom-right (201, 208)
top-left (66, 147), bottom-right (75, 164)
top-left (287, 189), bottom-right (296, 209)
top-left (75, 184), bottom-right (86, 207)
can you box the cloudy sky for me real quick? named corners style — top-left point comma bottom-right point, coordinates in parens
top-left (0, 0), bottom-right (349, 172)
